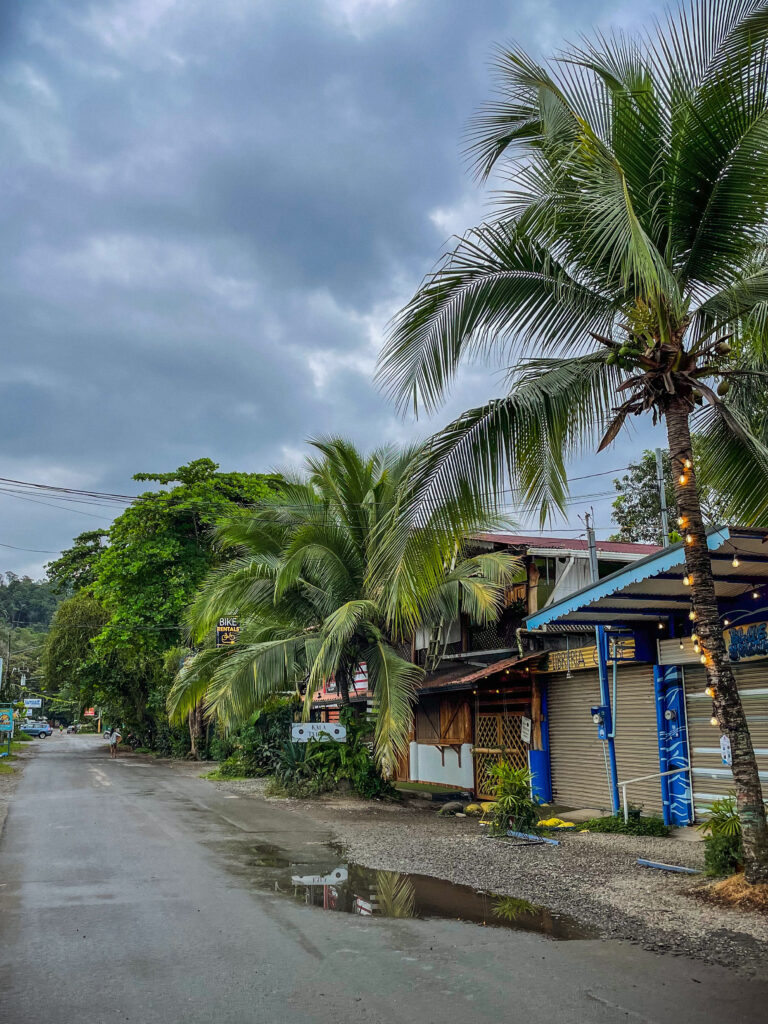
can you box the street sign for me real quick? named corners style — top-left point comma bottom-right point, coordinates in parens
top-left (216, 616), bottom-right (239, 647)
top-left (0, 706), bottom-right (13, 733)
top-left (23, 698), bottom-right (42, 709)
top-left (84, 708), bottom-right (96, 717)
top-left (291, 722), bottom-right (346, 743)
top-left (520, 716), bottom-right (532, 744)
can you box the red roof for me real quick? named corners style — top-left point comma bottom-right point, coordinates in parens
top-left (471, 533), bottom-right (661, 556)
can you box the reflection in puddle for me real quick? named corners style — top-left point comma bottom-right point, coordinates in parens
top-left (223, 839), bottom-right (592, 939)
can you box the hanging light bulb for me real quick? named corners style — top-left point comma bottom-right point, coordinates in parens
top-left (723, 618), bottom-right (730, 626)
top-left (683, 574), bottom-right (692, 586)
top-left (686, 533), bottom-right (694, 545)
top-left (732, 556), bottom-right (740, 568)
top-left (700, 653), bottom-right (707, 664)
top-left (678, 639), bottom-right (684, 649)
top-left (679, 473), bottom-right (688, 485)
top-left (693, 643), bottom-right (701, 654)
top-left (684, 459), bottom-right (692, 469)
top-left (753, 588), bottom-right (760, 599)
top-left (677, 516), bottom-right (686, 527)
top-left (657, 622), bottom-right (664, 630)
top-left (689, 609), bottom-right (697, 621)
top-left (705, 686), bottom-right (716, 698)
top-left (710, 715), bottom-right (719, 727)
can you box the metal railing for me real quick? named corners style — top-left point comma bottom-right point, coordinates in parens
top-left (617, 767), bottom-right (691, 823)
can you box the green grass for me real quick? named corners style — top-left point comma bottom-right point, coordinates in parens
top-left (202, 768), bottom-right (249, 781)
top-left (0, 762), bottom-right (14, 774)
top-left (576, 814), bottom-right (669, 837)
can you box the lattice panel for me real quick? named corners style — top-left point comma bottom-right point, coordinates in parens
top-left (473, 713), bottom-right (528, 798)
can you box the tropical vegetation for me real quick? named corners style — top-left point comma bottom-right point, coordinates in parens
top-left (378, 0), bottom-right (768, 881)
top-left (168, 438), bottom-right (519, 769)
top-left (42, 459), bottom-right (281, 752)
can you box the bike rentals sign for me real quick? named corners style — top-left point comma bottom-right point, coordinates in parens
top-left (215, 616), bottom-right (239, 647)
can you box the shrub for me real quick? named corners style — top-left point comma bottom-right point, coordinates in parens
top-left (486, 761), bottom-right (540, 836)
top-left (578, 814), bottom-right (669, 837)
top-left (698, 795), bottom-right (743, 876)
top-left (704, 834), bottom-right (743, 876)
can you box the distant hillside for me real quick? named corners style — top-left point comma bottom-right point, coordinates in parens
top-left (0, 573), bottom-right (61, 630)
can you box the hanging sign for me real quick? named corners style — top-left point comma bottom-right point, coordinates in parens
top-left (725, 621), bottom-right (768, 662)
top-left (84, 708), bottom-right (96, 717)
top-left (0, 706), bottom-right (13, 733)
top-left (23, 698), bottom-right (42, 709)
top-left (720, 734), bottom-right (732, 767)
top-left (520, 716), bottom-right (532, 744)
top-left (215, 616), bottom-right (240, 647)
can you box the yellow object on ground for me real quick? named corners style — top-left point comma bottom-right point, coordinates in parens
top-left (537, 817), bottom-right (576, 828)
top-left (480, 802), bottom-right (496, 812)
top-left (464, 803), bottom-right (483, 816)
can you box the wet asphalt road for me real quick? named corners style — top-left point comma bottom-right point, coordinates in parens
top-left (1, 736), bottom-right (766, 1024)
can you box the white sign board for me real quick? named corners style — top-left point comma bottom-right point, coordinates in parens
top-left (291, 867), bottom-right (348, 886)
top-left (520, 716), bottom-right (532, 744)
top-left (23, 698), bottom-right (42, 709)
top-left (720, 734), bottom-right (732, 767)
top-left (291, 722), bottom-right (346, 743)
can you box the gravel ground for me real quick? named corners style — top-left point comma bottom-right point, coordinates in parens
top-left (204, 774), bottom-right (768, 974)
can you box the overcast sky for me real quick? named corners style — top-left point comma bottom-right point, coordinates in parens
top-left (0, 0), bottom-right (667, 577)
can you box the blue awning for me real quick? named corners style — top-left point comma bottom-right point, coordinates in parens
top-left (525, 527), bottom-right (768, 630)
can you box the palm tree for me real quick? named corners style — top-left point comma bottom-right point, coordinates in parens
top-left (168, 438), bottom-right (519, 769)
top-left (378, 0), bottom-right (768, 880)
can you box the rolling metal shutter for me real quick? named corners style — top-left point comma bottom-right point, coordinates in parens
top-left (685, 662), bottom-right (768, 816)
top-left (611, 665), bottom-right (663, 815)
top-left (547, 671), bottom-right (613, 810)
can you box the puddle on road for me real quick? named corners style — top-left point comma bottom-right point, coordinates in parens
top-left (217, 838), bottom-right (592, 940)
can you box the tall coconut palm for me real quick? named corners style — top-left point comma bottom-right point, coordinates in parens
top-left (378, 0), bottom-right (768, 880)
top-left (168, 438), bottom-right (520, 768)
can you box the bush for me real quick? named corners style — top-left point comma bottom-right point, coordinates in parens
top-left (578, 814), bottom-right (669, 837)
top-left (704, 834), bottom-right (743, 876)
top-left (486, 761), bottom-right (540, 836)
top-left (698, 795), bottom-right (743, 876)
top-left (274, 710), bottom-right (396, 800)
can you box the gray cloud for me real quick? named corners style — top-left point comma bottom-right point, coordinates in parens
top-left (0, 0), bottom-right (665, 575)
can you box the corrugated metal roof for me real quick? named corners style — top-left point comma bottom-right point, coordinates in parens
top-left (416, 652), bottom-right (543, 693)
top-left (471, 533), bottom-right (661, 557)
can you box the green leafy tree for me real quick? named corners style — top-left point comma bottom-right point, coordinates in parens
top-left (169, 439), bottom-right (519, 768)
top-left (43, 460), bottom-right (281, 752)
top-left (611, 446), bottom-right (730, 543)
top-left (46, 530), bottom-right (108, 595)
top-left (378, 1), bottom-right (768, 879)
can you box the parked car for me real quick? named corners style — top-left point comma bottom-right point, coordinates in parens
top-left (66, 724), bottom-right (78, 734)
top-left (22, 720), bottom-right (52, 738)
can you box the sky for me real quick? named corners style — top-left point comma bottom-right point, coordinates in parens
top-left (0, 0), bottom-right (668, 578)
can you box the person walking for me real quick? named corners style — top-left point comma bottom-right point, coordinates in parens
top-left (108, 727), bottom-right (122, 759)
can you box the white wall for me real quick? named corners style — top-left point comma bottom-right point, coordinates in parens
top-left (409, 741), bottom-right (474, 790)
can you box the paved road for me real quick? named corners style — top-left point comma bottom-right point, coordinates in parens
top-left (1, 737), bottom-right (766, 1024)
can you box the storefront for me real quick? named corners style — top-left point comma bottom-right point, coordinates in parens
top-left (526, 527), bottom-right (768, 825)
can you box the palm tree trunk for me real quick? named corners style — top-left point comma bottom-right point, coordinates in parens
top-left (667, 398), bottom-right (768, 883)
top-left (188, 703), bottom-right (203, 760)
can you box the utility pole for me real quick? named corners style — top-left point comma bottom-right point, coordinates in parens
top-left (584, 510), bottom-right (599, 583)
top-left (655, 447), bottom-right (670, 547)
